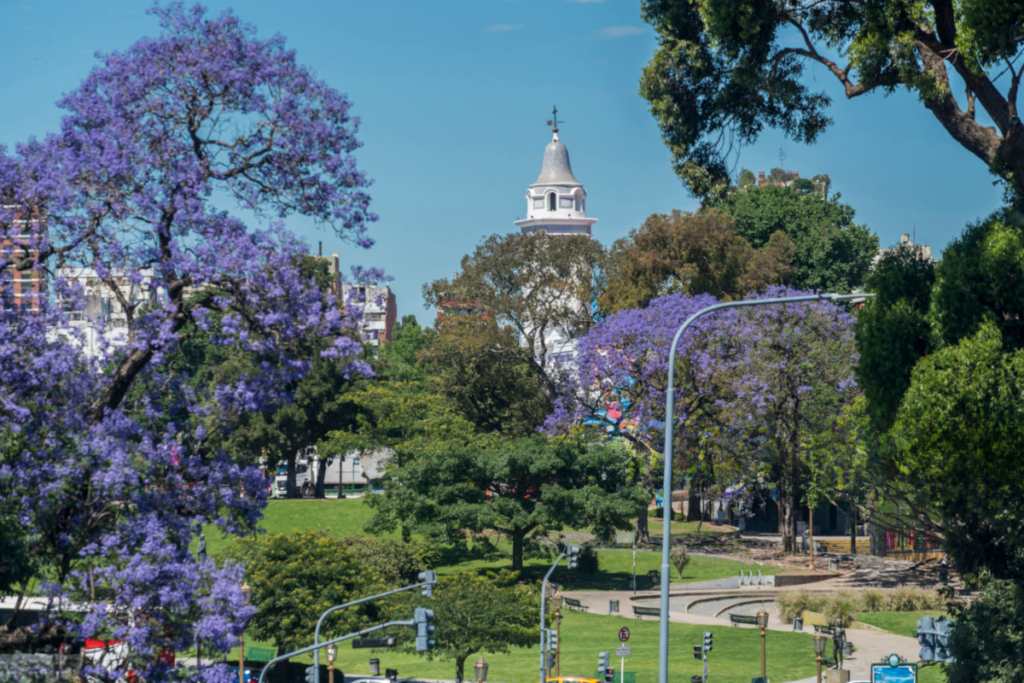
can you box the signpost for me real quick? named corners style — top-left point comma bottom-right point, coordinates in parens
top-left (617, 628), bottom-right (631, 683)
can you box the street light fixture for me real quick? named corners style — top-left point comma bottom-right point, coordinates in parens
top-left (326, 643), bottom-right (338, 683)
top-left (756, 604), bottom-right (769, 679)
top-left (240, 582), bottom-right (251, 683)
top-left (813, 631), bottom-right (827, 683)
top-left (655, 292), bottom-right (873, 683)
top-left (474, 656), bottom-right (489, 683)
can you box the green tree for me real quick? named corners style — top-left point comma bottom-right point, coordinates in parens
top-left (424, 231), bottom-right (606, 400)
top-left (717, 185), bottom-right (878, 292)
top-left (224, 531), bottom-right (386, 655)
top-left (368, 428), bottom-right (645, 571)
top-left (737, 168), bottom-right (756, 188)
top-left (422, 317), bottom-right (552, 437)
top-left (390, 571), bottom-right (538, 683)
top-left (639, 0), bottom-right (1024, 200)
top-left (855, 245), bottom-right (936, 429)
top-left (599, 208), bottom-right (795, 313)
top-left (947, 580), bottom-right (1024, 683)
top-left (377, 314), bottom-right (427, 382)
top-left (891, 323), bottom-right (1024, 583)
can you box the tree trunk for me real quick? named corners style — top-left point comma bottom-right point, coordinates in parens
top-left (511, 531), bottom-right (525, 572)
top-left (315, 457), bottom-right (328, 499)
top-left (286, 454), bottom-right (299, 498)
top-left (636, 512), bottom-right (650, 546)
top-left (781, 490), bottom-right (796, 553)
top-left (687, 481), bottom-right (701, 522)
top-left (455, 654), bottom-right (468, 683)
top-left (850, 503), bottom-right (857, 555)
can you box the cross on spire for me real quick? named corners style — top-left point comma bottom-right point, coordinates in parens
top-left (546, 105), bottom-right (564, 138)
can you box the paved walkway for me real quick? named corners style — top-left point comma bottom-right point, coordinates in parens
top-left (561, 588), bottom-right (920, 683)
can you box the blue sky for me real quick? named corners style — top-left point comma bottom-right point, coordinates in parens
top-left (0, 0), bottom-right (1006, 322)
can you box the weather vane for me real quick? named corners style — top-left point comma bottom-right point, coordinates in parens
top-left (547, 105), bottom-right (564, 134)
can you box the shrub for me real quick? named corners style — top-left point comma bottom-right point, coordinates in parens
top-left (776, 591), bottom-right (827, 622)
top-left (825, 590), bottom-right (859, 627)
top-left (339, 535), bottom-right (431, 584)
top-left (671, 545), bottom-right (691, 579)
top-left (860, 588), bottom-right (885, 612)
top-left (886, 587), bottom-right (943, 611)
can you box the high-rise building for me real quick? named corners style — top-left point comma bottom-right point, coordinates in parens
top-left (0, 205), bottom-right (46, 310)
top-left (341, 283), bottom-right (397, 353)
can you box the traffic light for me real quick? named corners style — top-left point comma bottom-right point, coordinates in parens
top-left (693, 645), bottom-right (703, 660)
top-left (604, 667), bottom-right (614, 683)
top-left (414, 607), bottom-right (436, 651)
top-left (566, 545), bottom-right (581, 570)
top-left (933, 617), bottom-right (955, 663)
top-left (547, 652), bottom-right (557, 669)
top-left (598, 651), bottom-right (610, 671)
top-left (385, 669), bottom-right (398, 683)
top-left (703, 631), bottom-right (713, 653)
top-left (547, 630), bottom-right (558, 651)
top-left (419, 570), bottom-right (437, 598)
top-left (917, 616), bottom-right (935, 661)
top-left (305, 665), bottom-right (316, 683)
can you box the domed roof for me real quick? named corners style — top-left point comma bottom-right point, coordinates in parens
top-left (532, 135), bottom-right (581, 186)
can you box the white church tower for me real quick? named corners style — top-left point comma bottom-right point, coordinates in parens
top-left (514, 107), bottom-right (597, 237)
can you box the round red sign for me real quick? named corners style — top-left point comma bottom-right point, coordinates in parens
top-left (618, 627), bottom-right (630, 642)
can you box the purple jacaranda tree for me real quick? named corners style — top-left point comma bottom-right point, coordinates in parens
top-left (545, 293), bottom-right (751, 542)
top-left (728, 286), bottom-right (859, 553)
top-left (546, 287), bottom-right (858, 549)
top-left (0, 4), bottom-right (377, 681)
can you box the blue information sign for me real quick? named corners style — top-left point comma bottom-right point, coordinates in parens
top-left (871, 654), bottom-right (917, 683)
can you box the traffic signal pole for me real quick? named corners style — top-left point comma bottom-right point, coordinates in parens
top-left (259, 619), bottom-right (414, 683)
top-left (313, 572), bottom-right (437, 683)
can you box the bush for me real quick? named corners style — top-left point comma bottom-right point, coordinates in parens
top-left (777, 591), bottom-right (828, 622)
top-left (886, 587), bottom-right (941, 612)
top-left (339, 535), bottom-right (432, 584)
top-left (824, 590), bottom-right (859, 627)
top-left (860, 588), bottom-right (885, 612)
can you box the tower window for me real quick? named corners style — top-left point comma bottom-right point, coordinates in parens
top-left (547, 193), bottom-right (556, 211)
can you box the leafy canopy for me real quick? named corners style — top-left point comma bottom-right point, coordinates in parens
top-left (640, 0), bottom-right (1024, 200)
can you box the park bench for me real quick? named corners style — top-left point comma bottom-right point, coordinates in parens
top-left (563, 597), bottom-right (589, 612)
top-left (633, 605), bottom-right (660, 620)
top-left (728, 613), bottom-right (760, 626)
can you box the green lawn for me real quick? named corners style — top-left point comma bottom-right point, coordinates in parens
top-left (856, 611), bottom-right (948, 637)
top-left (198, 500), bottom-right (779, 591)
top-left (220, 611), bottom-right (819, 683)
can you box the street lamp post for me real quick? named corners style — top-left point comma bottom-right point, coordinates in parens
top-left (350, 456), bottom-right (360, 496)
top-left (656, 293), bottom-right (873, 683)
top-left (326, 643), bottom-right (337, 683)
top-left (240, 582), bottom-right (251, 683)
top-left (475, 656), bottom-right (489, 683)
top-left (814, 631), bottom-right (827, 683)
top-left (756, 604), bottom-right (769, 679)
top-left (552, 593), bottom-right (564, 677)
